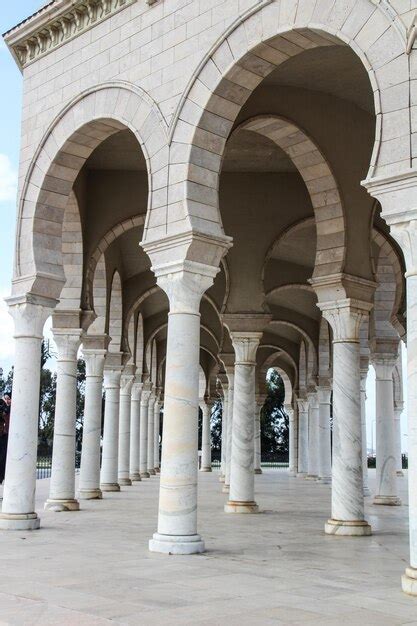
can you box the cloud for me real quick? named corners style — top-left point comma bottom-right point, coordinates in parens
top-left (0, 154), bottom-right (17, 203)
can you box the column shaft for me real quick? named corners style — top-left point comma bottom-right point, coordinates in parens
top-left (129, 382), bottom-right (142, 481)
top-left (373, 357), bottom-right (401, 506)
top-left (223, 382), bottom-right (234, 493)
top-left (45, 330), bottom-right (82, 511)
top-left (297, 400), bottom-right (309, 477)
top-left (0, 301), bottom-right (51, 530)
top-left (254, 402), bottom-right (262, 475)
top-left (78, 348), bottom-right (106, 499)
top-left (147, 395), bottom-right (156, 475)
top-left (220, 395), bottom-right (228, 481)
top-left (225, 333), bottom-right (261, 514)
top-left (154, 398), bottom-right (161, 472)
top-left (306, 392), bottom-right (319, 479)
top-left (360, 371), bottom-right (370, 496)
top-left (317, 387), bottom-right (332, 484)
top-left (118, 372), bottom-right (134, 486)
top-left (139, 388), bottom-right (150, 478)
top-left (394, 406), bottom-right (404, 477)
top-left (100, 368), bottom-right (122, 491)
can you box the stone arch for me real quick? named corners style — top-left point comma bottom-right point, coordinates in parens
top-left (135, 313), bottom-right (144, 373)
top-left (239, 115), bottom-right (345, 276)
top-left (268, 319), bottom-right (317, 382)
top-left (393, 360), bottom-right (403, 407)
top-left (14, 82), bottom-right (168, 302)
top-left (166, 2), bottom-right (408, 245)
top-left (88, 254), bottom-right (106, 335)
top-left (126, 314), bottom-right (135, 364)
top-left (57, 191), bottom-right (83, 310)
top-left (257, 344), bottom-right (298, 387)
top-left (318, 317), bottom-right (331, 383)
top-left (298, 340), bottom-right (307, 393)
top-left (372, 228), bottom-right (405, 334)
top-left (85, 215), bottom-right (146, 310)
top-left (370, 241), bottom-right (400, 345)
top-left (108, 271), bottom-right (123, 353)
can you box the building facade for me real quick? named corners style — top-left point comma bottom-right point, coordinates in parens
top-left (2, 0), bottom-right (417, 596)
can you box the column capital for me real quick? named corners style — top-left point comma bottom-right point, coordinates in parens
top-left (316, 386), bottom-right (331, 404)
top-left (394, 401), bottom-right (404, 414)
top-left (83, 349), bottom-right (106, 378)
top-left (82, 333), bottom-right (110, 353)
top-left (120, 368), bottom-right (135, 395)
top-left (103, 366), bottom-right (123, 388)
top-left (6, 296), bottom-right (54, 339)
top-left (297, 398), bottom-right (309, 413)
top-left (317, 300), bottom-right (373, 342)
top-left (52, 328), bottom-right (83, 360)
top-left (141, 381), bottom-right (153, 404)
top-left (307, 390), bottom-right (319, 409)
top-left (230, 332), bottom-right (262, 365)
top-left (131, 381), bottom-right (143, 400)
top-left (371, 354), bottom-right (398, 380)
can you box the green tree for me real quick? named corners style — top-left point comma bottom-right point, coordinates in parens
top-left (210, 399), bottom-right (222, 461)
top-left (260, 369), bottom-right (289, 460)
top-left (0, 367), bottom-right (13, 396)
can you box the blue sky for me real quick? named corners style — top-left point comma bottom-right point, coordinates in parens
top-left (0, 1), bottom-right (407, 451)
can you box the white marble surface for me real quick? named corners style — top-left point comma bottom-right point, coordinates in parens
top-left (0, 301), bottom-right (51, 530)
top-left (330, 340), bottom-right (369, 533)
top-left (78, 349), bottom-right (106, 499)
top-left (224, 377), bottom-right (234, 492)
top-left (373, 357), bottom-right (401, 506)
top-left (100, 368), bottom-right (122, 492)
top-left (360, 371), bottom-right (371, 496)
top-left (0, 469), bottom-right (414, 624)
top-left (226, 334), bottom-right (260, 512)
top-left (254, 400), bottom-right (263, 474)
top-left (317, 387), bottom-right (332, 484)
top-left (129, 381), bottom-right (142, 481)
top-left (118, 373), bottom-right (134, 486)
top-left (153, 397), bottom-right (161, 472)
top-left (296, 399), bottom-right (309, 476)
top-left (45, 329), bottom-right (82, 512)
top-left (220, 395), bottom-right (228, 480)
top-left (307, 392), bottom-right (319, 479)
top-left (286, 405), bottom-right (297, 477)
top-left (147, 395), bottom-right (156, 475)
top-left (139, 386), bottom-right (151, 479)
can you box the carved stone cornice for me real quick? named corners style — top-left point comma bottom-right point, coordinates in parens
top-left (3, 0), bottom-right (136, 70)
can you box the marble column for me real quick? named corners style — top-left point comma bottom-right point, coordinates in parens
top-left (0, 299), bottom-right (52, 530)
top-left (139, 383), bottom-right (151, 479)
top-left (372, 355), bottom-right (401, 506)
top-left (78, 336), bottom-right (108, 500)
top-left (129, 380), bottom-right (142, 481)
top-left (118, 366), bottom-right (135, 486)
top-left (306, 390), bottom-right (319, 480)
top-left (154, 394), bottom-right (161, 473)
top-left (100, 365), bottom-right (123, 492)
top-left (254, 396), bottom-right (264, 475)
top-left (360, 367), bottom-right (371, 496)
top-left (223, 371), bottom-right (234, 494)
top-left (220, 392), bottom-right (228, 482)
top-left (147, 392), bottom-right (156, 475)
top-left (317, 386), bottom-right (332, 484)
top-left (225, 333), bottom-right (262, 514)
top-left (148, 262), bottom-right (220, 556)
top-left (200, 399), bottom-right (212, 472)
top-left (296, 398), bottom-right (309, 477)
top-left (286, 404), bottom-right (297, 477)
top-left (45, 328), bottom-right (82, 512)
top-left (394, 402), bottom-right (404, 477)
top-left (321, 304), bottom-right (371, 536)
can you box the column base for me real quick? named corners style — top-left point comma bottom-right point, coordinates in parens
top-left (44, 498), bottom-right (80, 512)
top-left (373, 495), bottom-right (402, 506)
top-left (254, 468), bottom-right (263, 475)
top-left (224, 500), bottom-right (259, 514)
top-left (0, 512), bottom-right (40, 530)
top-left (78, 488), bottom-right (103, 500)
top-left (397, 470), bottom-right (404, 477)
top-left (200, 467), bottom-right (212, 472)
top-left (325, 519), bottom-right (372, 536)
top-left (100, 483), bottom-right (120, 492)
top-left (305, 474), bottom-right (318, 480)
top-left (402, 567), bottom-right (417, 596)
top-left (317, 476), bottom-right (332, 484)
top-left (130, 473), bottom-right (141, 482)
top-left (148, 469), bottom-right (156, 476)
top-left (288, 470), bottom-right (297, 477)
top-left (154, 467), bottom-right (160, 473)
top-left (118, 478), bottom-right (132, 486)
top-left (140, 472), bottom-right (150, 479)
top-left (219, 474), bottom-right (225, 483)
top-left (297, 472), bottom-right (307, 478)
top-left (363, 486), bottom-right (371, 497)
top-left (222, 484), bottom-right (230, 493)
top-left (149, 533), bottom-right (205, 555)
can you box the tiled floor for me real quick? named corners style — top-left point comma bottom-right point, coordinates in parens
top-left (0, 469), bottom-right (415, 625)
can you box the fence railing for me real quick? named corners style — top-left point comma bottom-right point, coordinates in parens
top-left (36, 451), bottom-right (81, 479)
top-left (211, 459), bottom-right (289, 470)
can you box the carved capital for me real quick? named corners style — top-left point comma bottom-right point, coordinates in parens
top-left (6, 295), bottom-right (55, 339)
top-left (230, 332), bottom-right (262, 365)
top-left (52, 328), bottom-right (83, 361)
top-left (319, 300), bottom-right (372, 342)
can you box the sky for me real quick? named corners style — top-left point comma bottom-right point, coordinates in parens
top-left (0, 1), bottom-right (408, 452)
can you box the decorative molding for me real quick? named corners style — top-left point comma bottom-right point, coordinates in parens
top-left (4, 0), bottom-right (136, 70)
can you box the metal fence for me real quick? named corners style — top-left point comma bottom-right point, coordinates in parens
top-left (36, 451), bottom-right (81, 479)
top-left (211, 459), bottom-right (289, 470)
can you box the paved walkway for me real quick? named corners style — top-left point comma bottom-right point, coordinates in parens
top-left (0, 470), bottom-right (415, 625)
